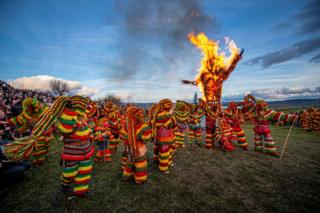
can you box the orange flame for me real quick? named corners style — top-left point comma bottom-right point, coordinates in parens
top-left (188, 32), bottom-right (241, 104)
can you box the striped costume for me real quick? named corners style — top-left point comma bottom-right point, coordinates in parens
top-left (214, 116), bottom-right (235, 151)
top-left (187, 104), bottom-right (204, 145)
top-left (153, 99), bottom-right (176, 173)
top-left (8, 98), bottom-right (54, 165)
top-left (57, 107), bottom-right (94, 196)
top-left (244, 95), bottom-right (296, 156)
top-left (104, 102), bottom-right (121, 154)
top-left (121, 106), bottom-right (152, 184)
top-left (205, 102), bottom-right (219, 149)
top-left (173, 101), bottom-right (190, 148)
top-left (4, 96), bottom-right (93, 197)
top-left (94, 117), bottom-right (113, 162)
top-left (224, 102), bottom-right (248, 150)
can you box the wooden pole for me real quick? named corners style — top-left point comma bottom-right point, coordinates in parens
top-left (280, 117), bottom-right (297, 161)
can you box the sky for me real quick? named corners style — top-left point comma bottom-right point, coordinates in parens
top-left (0, 0), bottom-right (319, 102)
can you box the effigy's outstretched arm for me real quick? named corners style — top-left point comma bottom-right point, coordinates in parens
top-left (181, 80), bottom-right (197, 86)
top-left (224, 49), bottom-right (244, 80)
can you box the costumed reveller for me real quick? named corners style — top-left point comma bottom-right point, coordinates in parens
top-left (187, 101), bottom-right (205, 146)
top-left (87, 102), bottom-right (113, 163)
top-left (224, 102), bottom-right (248, 150)
top-left (304, 108), bottom-right (320, 134)
top-left (182, 32), bottom-right (244, 150)
top-left (243, 95), bottom-right (297, 156)
top-left (147, 103), bottom-right (160, 163)
top-left (299, 110), bottom-right (309, 130)
top-left (8, 98), bottom-right (54, 165)
top-left (150, 99), bottom-right (176, 173)
top-left (214, 113), bottom-right (235, 151)
top-left (173, 100), bottom-right (190, 148)
top-left (4, 96), bottom-right (94, 197)
top-left (93, 117), bottom-right (114, 162)
top-left (121, 106), bottom-right (152, 184)
top-left (103, 101), bottom-right (121, 154)
top-left (204, 101), bottom-right (219, 149)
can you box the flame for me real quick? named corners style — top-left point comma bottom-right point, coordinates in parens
top-left (188, 32), bottom-right (240, 104)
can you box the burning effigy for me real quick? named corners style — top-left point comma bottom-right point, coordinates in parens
top-left (182, 32), bottom-right (243, 151)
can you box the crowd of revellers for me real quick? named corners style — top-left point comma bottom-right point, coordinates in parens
top-left (0, 81), bottom-right (319, 197)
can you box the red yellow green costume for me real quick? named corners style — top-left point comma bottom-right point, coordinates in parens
top-left (187, 102), bottom-right (205, 145)
top-left (87, 102), bottom-right (113, 163)
top-left (93, 117), bottom-right (113, 162)
top-left (224, 102), bottom-right (248, 150)
top-left (150, 99), bottom-right (176, 173)
top-left (4, 96), bottom-right (93, 197)
top-left (214, 115), bottom-right (235, 151)
top-left (173, 101), bottom-right (190, 148)
top-left (305, 108), bottom-right (320, 134)
top-left (243, 95), bottom-right (296, 156)
top-left (204, 102), bottom-right (219, 149)
top-left (8, 98), bottom-right (54, 165)
top-left (121, 106), bottom-right (152, 184)
top-left (103, 102), bottom-right (121, 154)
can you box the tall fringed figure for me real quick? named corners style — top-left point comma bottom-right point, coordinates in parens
top-left (224, 102), bottom-right (248, 150)
top-left (173, 101), bottom-right (190, 148)
top-left (243, 95), bottom-right (297, 157)
top-left (103, 101), bottom-right (121, 154)
top-left (121, 106), bottom-right (152, 184)
top-left (150, 99), bottom-right (176, 173)
top-left (188, 101), bottom-right (205, 146)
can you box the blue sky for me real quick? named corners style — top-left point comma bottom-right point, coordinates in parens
top-left (0, 0), bottom-right (319, 102)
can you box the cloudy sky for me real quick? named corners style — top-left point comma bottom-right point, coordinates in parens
top-left (0, 0), bottom-right (319, 102)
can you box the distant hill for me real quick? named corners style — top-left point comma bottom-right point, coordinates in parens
top-left (267, 98), bottom-right (320, 107)
top-left (133, 98), bottom-right (320, 110)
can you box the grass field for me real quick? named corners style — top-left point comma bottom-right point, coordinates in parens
top-left (1, 124), bottom-right (320, 212)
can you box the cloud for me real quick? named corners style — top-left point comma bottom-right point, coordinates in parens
top-left (310, 53), bottom-right (320, 63)
top-left (272, 0), bottom-right (320, 35)
top-left (244, 37), bottom-right (320, 68)
top-left (8, 75), bottom-right (98, 97)
top-left (224, 86), bottom-right (320, 101)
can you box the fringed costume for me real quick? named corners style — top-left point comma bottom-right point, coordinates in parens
top-left (8, 98), bottom-right (54, 165)
top-left (205, 102), bottom-right (219, 149)
top-left (104, 102), bottom-right (121, 154)
top-left (4, 96), bottom-right (94, 197)
top-left (88, 103), bottom-right (113, 163)
top-left (187, 102), bottom-right (205, 145)
top-left (173, 101), bottom-right (190, 148)
top-left (150, 99), bottom-right (176, 173)
top-left (214, 116), bottom-right (235, 151)
top-left (224, 102), bottom-right (248, 150)
top-left (121, 106), bottom-right (152, 184)
top-left (243, 95), bottom-right (297, 156)
top-left (93, 117), bottom-right (113, 162)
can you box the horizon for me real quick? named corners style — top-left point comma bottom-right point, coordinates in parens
top-left (1, 0), bottom-right (319, 102)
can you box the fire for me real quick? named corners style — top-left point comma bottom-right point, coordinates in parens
top-left (186, 32), bottom-right (242, 105)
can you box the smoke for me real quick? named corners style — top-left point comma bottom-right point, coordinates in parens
top-left (113, 0), bottom-right (217, 81)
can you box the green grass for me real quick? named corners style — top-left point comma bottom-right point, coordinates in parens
top-left (1, 125), bottom-right (320, 212)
